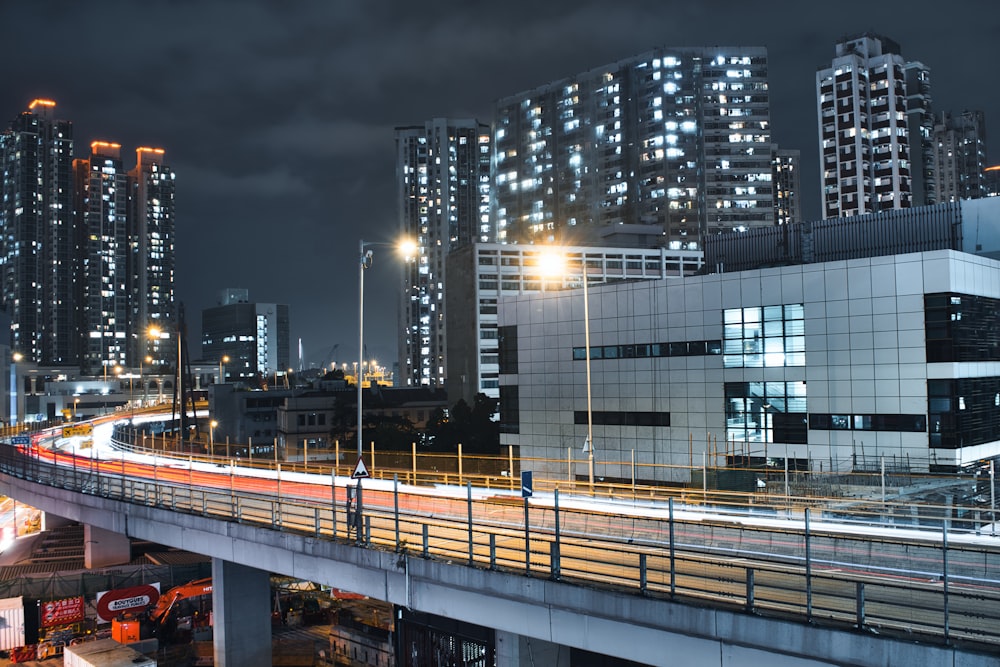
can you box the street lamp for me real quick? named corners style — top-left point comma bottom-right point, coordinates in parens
top-left (540, 248), bottom-right (595, 488)
top-left (10, 352), bottom-right (23, 427)
top-left (149, 324), bottom-right (185, 447)
top-left (73, 398), bottom-right (79, 420)
top-left (142, 355), bottom-right (152, 407)
top-left (357, 238), bottom-right (416, 462)
top-left (580, 258), bottom-right (595, 488)
top-left (219, 355), bottom-right (230, 384)
top-left (210, 420), bottom-right (218, 457)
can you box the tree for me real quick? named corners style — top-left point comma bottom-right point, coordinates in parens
top-left (427, 394), bottom-right (499, 454)
top-left (465, 393), bottom-right (500, 453)
top-left (424, 406), bottom-right (458, 452)
top-left (368, 414), bottom-right (418, 451)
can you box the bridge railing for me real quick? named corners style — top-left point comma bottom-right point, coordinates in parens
top-left (105, 424), bottom-right (1000, 537)
top-left (1, 443), bottom-right (998, 655)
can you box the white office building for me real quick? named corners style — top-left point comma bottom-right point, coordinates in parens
top-left (445, 241), bottom-right (703, 407)
top-left (499, 199), bottom-right (1000, 481)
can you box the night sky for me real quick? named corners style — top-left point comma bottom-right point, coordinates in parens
top-left (3, 2), bottom-right (998, 371)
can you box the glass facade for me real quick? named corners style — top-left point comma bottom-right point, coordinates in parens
top-left (725, 381), bottom-right (807, 445)
top-left (809, 413), bottom-right (925, 432)
top-left (723, 304), bottom-right (804, 368)
top-left (928, 377), bottom-right (1000, 449)
top-left (572, 339), bottom-right (721, 361)
top-left (498, 325), bottom-right (518, 375)
top-left (573, 411), bottom-right (670, 427)
top-left (925, 292), bottom-right (1000, 362)
top-left (499, 384), bottom-right (519, 435)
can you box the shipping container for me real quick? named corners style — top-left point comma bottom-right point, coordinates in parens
top-left (63, 638), bottom-right (156, 667)
top-left (0, 596), bottom-right (26, 651)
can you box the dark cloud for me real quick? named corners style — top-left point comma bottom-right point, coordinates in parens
top-left (2, 1), bottom-right (997, 369)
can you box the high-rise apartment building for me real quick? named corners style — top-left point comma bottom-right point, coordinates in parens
top-left (1, 100), bottom-right (177, 376)
top-left (771, 148), bottom-right (801, 225)
top-left (817, 34), bottom-right (928, 219)
top-left (129, 147), bottom-right (177, 367)
top-left (396, 119), bottom-right (491, 388)
top-left (0, 99), bottom-right (76, 364)
top-left (906, 62), bottom-right (935, 206)
top-left (933, 110), bottom-right (989, 202)
top-left (75, 141), bottom-right (130, 376)
top-left (202, 288), bottom-right (290, 383)
top-left (493, 47), bottom-right (775, 249)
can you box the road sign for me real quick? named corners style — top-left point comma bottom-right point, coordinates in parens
top-left (521, 470), bottom-right (533, 498)
top-left (351, 456), bottom-right (370, 479)
top-left (62, 423), bottom-right (93, 438)
top-left (10, 436), bottom-right (29, 445)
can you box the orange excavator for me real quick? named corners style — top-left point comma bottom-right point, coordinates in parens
top-left (149, 578), bottom-right (213, 624)
top-left (146, 578), bottom-right (213, 642)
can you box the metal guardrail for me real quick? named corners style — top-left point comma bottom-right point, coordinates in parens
top-left (1, 443), bottom-right (998, 655)
top-left (107, 423), bottom-right (1000, 534)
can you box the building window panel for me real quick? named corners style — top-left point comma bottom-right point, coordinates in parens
top-left (723, 304), bottom-right (804, 367)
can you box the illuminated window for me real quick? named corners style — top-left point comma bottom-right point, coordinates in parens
top-left (725, 381), bottom-right (807, 445)
top-left (723, 304), bottom-right (804, 368)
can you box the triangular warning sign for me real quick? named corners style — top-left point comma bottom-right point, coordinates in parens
top-left (351, 456), bottom-right (370, 479)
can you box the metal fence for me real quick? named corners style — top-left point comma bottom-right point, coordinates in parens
top-left (0, 563), bottom-right (212, 602)
top-left (107, 424), bottom-right (1000, 530)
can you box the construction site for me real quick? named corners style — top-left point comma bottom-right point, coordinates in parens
top-left (0, 518), bottom-right (396, 666)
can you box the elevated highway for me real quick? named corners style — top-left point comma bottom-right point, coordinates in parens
top-left (0, 425), bottom-right (996, 666)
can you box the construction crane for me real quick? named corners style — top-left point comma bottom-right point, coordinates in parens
top-left (319, 343), bottom-right (339, 372)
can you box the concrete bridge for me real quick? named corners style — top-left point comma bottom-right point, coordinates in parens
top-left (0, 451), bottom-right (996, 667)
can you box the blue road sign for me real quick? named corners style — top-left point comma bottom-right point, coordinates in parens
top-left (10, 436), bottom-right (29, 445)
top-left (521, 470), bottom-right (533, 498)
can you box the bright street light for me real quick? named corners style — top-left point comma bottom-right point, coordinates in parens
top-left (539, 248), bottom-right (595, 488)
top-left (210, 420), bottom-right (218, 456)
top-left (357, 238), bottom-right (417, 464)
top-left (11, 353), bottom-right (22, 426)
top-left (219, 355), bottom-right (230, 384)
top-left (142, 355), bottom-right (152, 407)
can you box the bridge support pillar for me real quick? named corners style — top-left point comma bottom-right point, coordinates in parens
top-left (496, 630), bottom-right (570, 667)
top-left (211, 558), bottom-right (271, 667)
top-left (83, 524), bottom-right (130, 568)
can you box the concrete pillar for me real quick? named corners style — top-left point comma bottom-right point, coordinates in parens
top-left (495, 630), bottom-right (570, 667)
top-left (211, 558), bottom-right (271, 667)
top-left (83, 524), bottom-right (131, 568)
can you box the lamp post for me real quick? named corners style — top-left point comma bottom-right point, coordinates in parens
top-left (73, 398), bottom-right (79, 420)
top-left (540, 248), bottom-right (595, 488)
top-left (142, 355), bottom-right (152, 407)
top-left (149, 324), bottom-right (185, 447)
top-left (581, 258), bottom-right (595, 488)
top-left (358, 240), bottom-right (373, 466)
top-left (219, 355), bottom-right (229, 384)
top-left (115, 365), bottom-right (123, 390)
top-left (210, 420), bottom-right (218, 457)
top-left (357, 238), bottom-right (416, 464)
top-left (10, 352), bottom-right (22, 427)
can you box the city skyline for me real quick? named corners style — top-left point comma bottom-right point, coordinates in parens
top-left (2, 2), bottom-right (998, 371)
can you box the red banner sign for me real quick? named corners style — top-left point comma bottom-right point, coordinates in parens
top-left (41, 596), bottom-right (85, 628)
top-left (95, 584), bottom-right (161, 622)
